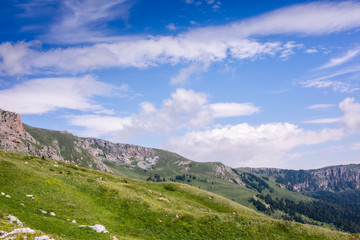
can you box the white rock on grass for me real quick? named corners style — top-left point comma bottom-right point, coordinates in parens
top-left (91, 224), bottom-right (108, 233)
top-left (5, 195), bottom-right (10, 198)
top-left (72, 220), bottom-right (76, 223)
top-left (26, 195), bottom-right (34, 199)
top-left (39, 209), bottom-right (47, 214)
top-left (0, 228), bottom-right (36, 239)
top-left (158, 197), bottom-right (169, 203)
top-left (35, 236), bottom-right (55, 240)
top-left (50, 212), bottom-right (56, 216)
top-left (1, 192), bottom-right (5, 196)
top-left (79, 224), bottom-right (108, 233)
top-left (6, 215), bottom-right (23, 226)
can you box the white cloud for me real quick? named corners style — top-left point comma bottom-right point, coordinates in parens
top-left (68, 88), bottom-right (260, 140)
top-left (308, 104), bottom-right (335, 110)
top-left (210, 103), bottom-right (260, 118)
top-left (0, 38), bottom-right (285, 76)
top-left (339, 97), bottom-right (360, 132)
top-left (170, 63), bottom-right (210, 85)
top-left (0, 75), bottom-right (117, 114)
top-left (303, 118), bottom-right (340, 124)
top-left (220, 1), bottom-right (360, 37)
top-left (43, 0), bottom-right (134, 44)
top-left (68, 115), bottom-right (132, 138)
top-left (163, 123), bottom-right (344, 167)
top-left (3, 2), bottom-right (360, 77)
top-left (166, 23), bottom-right (177, 31)
top-left (318, 48), bottom-right (360, 69)
top-left (299, 65), bottom-right (360, 93)
top-left (305, 49), bottom-right (318, 54)
top-left (350, 142), bottom-right (360, 150)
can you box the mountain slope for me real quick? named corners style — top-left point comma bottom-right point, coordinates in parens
top-left (3, 109), bottom-right (360, 233)
top-left (0, 149), bottom-right (357, 240)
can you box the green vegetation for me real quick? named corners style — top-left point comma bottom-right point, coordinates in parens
top-left (24, 124), bottom-right (96, 168)
top-left (0, 149), bottom-right (357, 239)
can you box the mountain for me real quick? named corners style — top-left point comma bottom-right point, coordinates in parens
top-left (239, 166), bottom-right (360, 232)
top-left (2, 109), bottom-right (360, 233)
top-left (0, 149), bottom-right (357, 239)
top-left (240, 165), bottom-right (360, 192)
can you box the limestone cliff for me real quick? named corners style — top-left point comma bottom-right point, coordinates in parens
top-left (0, 109), bottom-right (158, 172)
top-left (0, 110), bottom-right (63, 161)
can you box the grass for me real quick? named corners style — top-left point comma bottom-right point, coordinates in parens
top-left (0, 149), bottom-right (359, 239)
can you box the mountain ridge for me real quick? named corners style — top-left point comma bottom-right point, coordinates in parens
top-left (3, 109), bottom-right (360, 233)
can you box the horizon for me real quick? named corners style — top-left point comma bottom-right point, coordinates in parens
top-left (1, 0), bottom-right (360, 169)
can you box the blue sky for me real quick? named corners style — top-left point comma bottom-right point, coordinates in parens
top-left (1, 0), bottom-right (360, 169)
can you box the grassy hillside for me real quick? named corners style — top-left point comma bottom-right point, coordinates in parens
top-left (0, 149), bottom-right (358, 239)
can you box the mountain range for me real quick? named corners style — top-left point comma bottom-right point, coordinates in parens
top-left (1, 108), bottom-right (360, 235)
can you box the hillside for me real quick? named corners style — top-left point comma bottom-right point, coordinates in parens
top-left (3, 109), bottom-right (360, 233)
top-left (0, 109), bottom-right (307, 209)
top-left (0, 149), bottom-right (358, 240)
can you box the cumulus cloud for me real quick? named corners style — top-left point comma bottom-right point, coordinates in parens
top-left (340, 97), bottom-right (360, 132)
top-left (68, 88), bottom-right (260, 139)
top-left (163, 123), bottom-right (345, 167)
top-left (0, 75), bottom-right (118, 114)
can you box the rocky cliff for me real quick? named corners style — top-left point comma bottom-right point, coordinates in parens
top-left (0, 110), bottom-right (63, 161)
top-left (0, 109), bottom-right (159, 172)
top-left (242, 165), bottom-right (360, 192)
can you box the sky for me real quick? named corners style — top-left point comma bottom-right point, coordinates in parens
top-left (1, 0), bottom-right (360, 169)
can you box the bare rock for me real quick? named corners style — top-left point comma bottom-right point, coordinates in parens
top-left (6, 215), bottom-right (23, 226)
top-left (35, 236), bottom-right (54, 240)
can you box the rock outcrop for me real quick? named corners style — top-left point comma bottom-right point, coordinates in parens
top-left (0, 109), bottom-right (63, 161)
top-left (243, 165), bottom-right (360, 192)
top-left (0, 109), bottom-right (158, 172)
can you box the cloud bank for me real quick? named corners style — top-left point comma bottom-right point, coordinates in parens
top-left (0, 75), bottom-right (118, 114)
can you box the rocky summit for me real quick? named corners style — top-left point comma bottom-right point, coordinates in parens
top-left (0, 109), bottom-right (159, 172)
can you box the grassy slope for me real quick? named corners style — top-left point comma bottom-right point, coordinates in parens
top-left (24, 124), bottom-right (97, 168)
top-left (0, 149), bottom-right (358, 240)
top-left (23, 125), bottom-right (315, 208)
top-left (106, 149), bottom-right (310, 208)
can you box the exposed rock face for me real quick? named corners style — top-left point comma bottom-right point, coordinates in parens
top-left (76, 138), bottom-right (158, 169)
top-left (291, 166), bottom-right (360, 192)
top-left (0, 109), bottom-right (158, 172)
top-left (244, 165), bottom-right (360, 192)
top-left (0, 110), bottom-right (63, 161)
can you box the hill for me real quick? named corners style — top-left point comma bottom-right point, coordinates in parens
top-left (2, 109), bottom-right (360, 233)
top-left (0, 149), bottom-right (358, 240)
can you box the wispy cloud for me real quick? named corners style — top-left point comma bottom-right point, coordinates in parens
top-left (3, 1), bottom-right (360, 82)
top-left (317, 47), bottom-right (360, 69)
top-left (308, 104), bottom-right (335, 110)
top-left (299, 65), bottom-right (360, 93)
top-left (210, 103), bottom-right (260, 118)
top-left (305, 49), bottom-right (318, 54)
top-left (166, 23), bottom-right (177, 31)
top-left (303, 118), bottom-right (340, 124)
top-left (18, 0), bottom-right (135, 44)
top-left (0, 75), bottom-right (120, 114)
